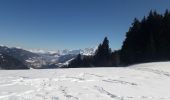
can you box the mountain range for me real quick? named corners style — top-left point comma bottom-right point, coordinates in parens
top-left (0, 45), bottom-right (95, 69)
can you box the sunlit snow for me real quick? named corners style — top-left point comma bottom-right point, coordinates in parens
top-left (0, 62), bottom-right (170, 100)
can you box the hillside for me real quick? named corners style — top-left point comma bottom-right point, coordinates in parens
top-left (0, 53), bottom-right (28, 69)
top-left (0, 61), bottom-right (170, 100)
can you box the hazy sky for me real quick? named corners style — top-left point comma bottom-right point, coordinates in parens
top-left (0, 0), bottom-right (170, 50)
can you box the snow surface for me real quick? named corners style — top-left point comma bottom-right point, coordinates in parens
top-left (0, 62), bottom-right (170, 100)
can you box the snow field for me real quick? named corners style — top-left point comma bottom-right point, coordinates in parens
top-left (0, 62), bottom-right (170, 100)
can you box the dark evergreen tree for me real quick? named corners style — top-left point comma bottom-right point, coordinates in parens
top-left (93, 37), bottom-right (112, 66)
top-left (111, 50), bottom-right (121, 66)
top-left (121, 18), bottom-right (142, 64)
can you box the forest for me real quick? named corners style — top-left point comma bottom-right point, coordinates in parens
top-left (67, 10), bottom-right (170, 67)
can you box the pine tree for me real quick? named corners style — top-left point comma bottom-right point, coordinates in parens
top-left (93, 37), bottom-right (112, 66)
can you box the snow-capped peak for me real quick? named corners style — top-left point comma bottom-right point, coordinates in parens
top-left (28, 48), bottom-right (96, 56)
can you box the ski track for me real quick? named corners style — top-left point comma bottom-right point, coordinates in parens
top-left (132, 67), bottom-right (170, 77)
top-left (59, 86), bottom-right (79, 100)
top-left (102, 79), bottom-right (138, 86)
top-left (94, 85), bottom-right (123, 100)
top-left (0, 62), bottom-right (170, 100)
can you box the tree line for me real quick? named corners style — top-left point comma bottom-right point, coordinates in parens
top-left (67, 37), bottom-right (120, 68)
top-left (66, 10), bottom-right (170, 67)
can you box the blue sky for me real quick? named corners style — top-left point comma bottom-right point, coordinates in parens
top-left (0, 0), bottom-right (170, 50)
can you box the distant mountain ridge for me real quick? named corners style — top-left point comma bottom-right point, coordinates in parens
top-left (28, 48), bottom-right (96, 67)
top-left (0, 45), bottom-right (95, 69)
top-left (28, 48), bottom-right (96, 56)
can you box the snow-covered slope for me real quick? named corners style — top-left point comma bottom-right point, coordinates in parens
top-left (0, 61), bottom-right (170, 100)
top-left (0, 46), bottom-right (46, 69)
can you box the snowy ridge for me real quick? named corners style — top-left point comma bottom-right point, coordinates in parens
top-left (28, 48), bottom-right (96, 56)
top-left (0, 61), bottom-right (170, 100)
